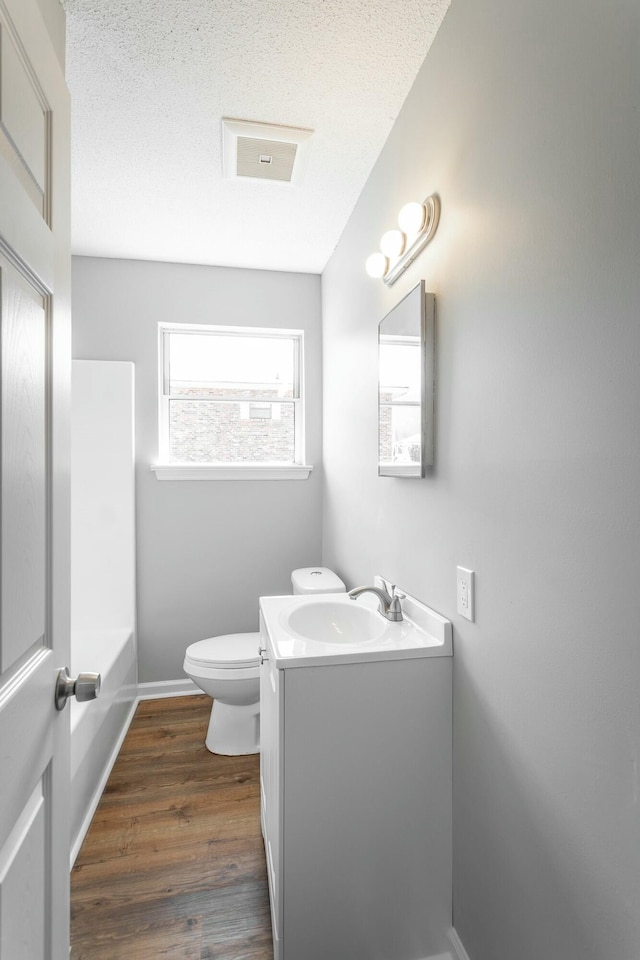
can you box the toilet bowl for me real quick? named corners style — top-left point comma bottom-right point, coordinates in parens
top-left (183, 567), bottom-right (346, 756)
top-left (184, 632), bottom-right (261, 755)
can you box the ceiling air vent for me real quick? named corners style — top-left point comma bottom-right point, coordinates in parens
top-left (222, 118), bottom-right (313, 185)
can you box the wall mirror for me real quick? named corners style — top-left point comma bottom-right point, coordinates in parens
top-left (378, 280), bottom-right (435, 477)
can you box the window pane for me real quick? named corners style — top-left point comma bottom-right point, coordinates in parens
top-left (168, 333), bottom-right (295, 399)
top-left (169, 400), bottom-right (295, 463)
top-left (379, 404), bottom-right (421, 465)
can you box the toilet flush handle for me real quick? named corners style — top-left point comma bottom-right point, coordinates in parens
top-left (258, 645), bottom-right (267, 665)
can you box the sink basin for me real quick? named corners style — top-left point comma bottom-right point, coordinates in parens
top-left (283, 600), bottom-right (387, 644)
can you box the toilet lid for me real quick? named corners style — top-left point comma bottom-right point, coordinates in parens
top-left (185, 632), bottom-right (261, 668)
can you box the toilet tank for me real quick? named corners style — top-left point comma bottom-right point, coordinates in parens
top-left (291, 567), bottom-right (346, 595)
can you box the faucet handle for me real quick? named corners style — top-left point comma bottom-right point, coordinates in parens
top-left (388, 583), bottom-right (405, 600)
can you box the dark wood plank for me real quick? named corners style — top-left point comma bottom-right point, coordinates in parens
top-left (71, 695), bottom-right (273, 960)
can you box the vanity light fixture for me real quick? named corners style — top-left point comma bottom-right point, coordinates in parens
top-left (366, 195), bottom-right (440, 285)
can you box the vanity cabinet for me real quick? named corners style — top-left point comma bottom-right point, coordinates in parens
top-left (259, 610), bottom-right (452, 960)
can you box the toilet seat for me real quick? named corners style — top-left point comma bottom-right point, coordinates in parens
top-left (185, 632), bottom-right (260, 670)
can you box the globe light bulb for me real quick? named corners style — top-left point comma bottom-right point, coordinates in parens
top-left (397, 201), bottom-right (426, 236)
top-left (365, 252), bottom-right (389, 279)
top-left (379, 229), bottom-right (405, 259)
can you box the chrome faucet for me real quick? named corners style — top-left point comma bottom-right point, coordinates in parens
top-left (348, 583), bottom-right (404, 622)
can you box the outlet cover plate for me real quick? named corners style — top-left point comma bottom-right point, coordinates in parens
top-left (457, 567), bottom-right (475, 621)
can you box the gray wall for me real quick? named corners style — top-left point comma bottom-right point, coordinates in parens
top-left (321, 0), bottom-right (640, 957)
top-left (72, 257), bottom-right (323, 682)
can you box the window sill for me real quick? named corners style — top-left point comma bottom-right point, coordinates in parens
top-left (150, 463), bottom-right (314, 481)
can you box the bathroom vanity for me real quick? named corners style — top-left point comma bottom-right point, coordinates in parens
top-left (259, 583), bottom-right (453, 960)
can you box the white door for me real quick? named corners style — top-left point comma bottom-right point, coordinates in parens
top-left (0, 1), bottom-right (71, 958)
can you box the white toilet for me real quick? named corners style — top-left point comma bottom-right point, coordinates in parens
top-left (183, 567), bottom-right (346, 755)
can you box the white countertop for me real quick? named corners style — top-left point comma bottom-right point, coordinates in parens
top-left (259, 588), bottom-right (452, 669)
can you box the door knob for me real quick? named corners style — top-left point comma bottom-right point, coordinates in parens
top-left (55, 667), bottom-right (101, 711)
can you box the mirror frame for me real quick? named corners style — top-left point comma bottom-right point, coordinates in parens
top-left (378, 280), bottom-right (435, 477)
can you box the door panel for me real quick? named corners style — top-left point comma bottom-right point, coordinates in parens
top-left (1, 260), bottom-right (47, 672)
top-left (0, 1), bottom-right (53, 283)
top-left (0, 647), bottom-right (53, 858)
top-left (0, 1), bottom-right (70, 958)
top-left (0, 782), bottom-right (46, 960)
top-left (0, 20), bottom-right (47, 195)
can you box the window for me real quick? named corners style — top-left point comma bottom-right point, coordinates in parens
top-left (154, 324), bottom-right (311, 480)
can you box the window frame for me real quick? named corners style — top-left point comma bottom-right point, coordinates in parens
top-left (153, 322), bottom-right (312, 481)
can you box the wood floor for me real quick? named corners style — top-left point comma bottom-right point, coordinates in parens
top-left (71, 695), bottom-right (273, 960)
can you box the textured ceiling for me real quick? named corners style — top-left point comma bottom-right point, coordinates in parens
top-left (62, 0), bottom-right (450, 273)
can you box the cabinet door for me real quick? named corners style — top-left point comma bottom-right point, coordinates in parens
top-left (259, 641), bottom-right (282, 945)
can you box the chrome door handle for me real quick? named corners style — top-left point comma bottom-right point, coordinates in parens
top-left (55, 667), bottom-right (101, 711)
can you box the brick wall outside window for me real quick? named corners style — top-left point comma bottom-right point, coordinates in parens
top-left (169, 384), bottom-right (295, 463)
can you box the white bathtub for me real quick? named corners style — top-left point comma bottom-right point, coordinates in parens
top-left (70, 627), bottom-right (137, 863)
top-left (70, 361), bottom-right (137, 864)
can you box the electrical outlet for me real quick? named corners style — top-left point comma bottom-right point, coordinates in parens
top-left (457, 567), bottom-right (475, 621)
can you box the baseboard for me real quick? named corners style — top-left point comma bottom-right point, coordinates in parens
top-left (70, 696), bottom-right (138, 868)
top-left (136, 678), bottom-right (200, 700)
top-left (448, 927), bottom-right (471, 960)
